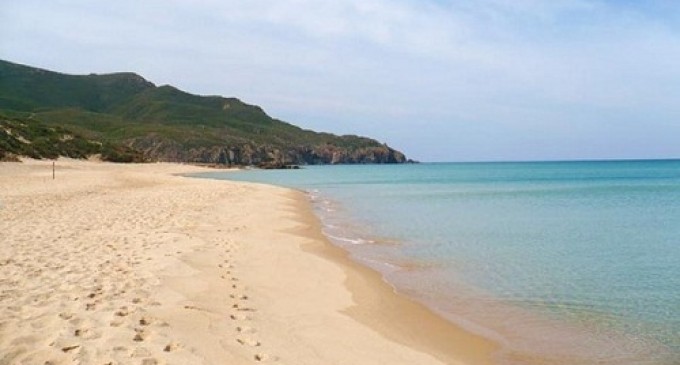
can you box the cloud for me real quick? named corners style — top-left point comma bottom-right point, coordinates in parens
top-left (2, 0), bottom-right (680, 160)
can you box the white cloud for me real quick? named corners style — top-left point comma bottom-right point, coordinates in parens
top-left (2, 0), bottom-right (680, 160)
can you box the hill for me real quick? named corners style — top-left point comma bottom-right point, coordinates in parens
top-left (0, 59), bottom-right (408, 165)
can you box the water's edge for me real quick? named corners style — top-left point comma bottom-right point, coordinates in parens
top-left (187, 162), bottom-right (680, 365)
top-left (305, 190), bottom-right (675, 365)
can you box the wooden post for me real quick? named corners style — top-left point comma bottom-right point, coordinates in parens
top-left (52, 161), bottom-right (55, 180)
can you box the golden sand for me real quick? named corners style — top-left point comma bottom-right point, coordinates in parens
top-left (0, 159), bottom-right (496, 365)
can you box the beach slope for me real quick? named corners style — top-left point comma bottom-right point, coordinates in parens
top-left (0, 160), bottom-right (494, 365)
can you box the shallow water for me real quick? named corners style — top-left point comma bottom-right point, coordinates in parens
top-left (195, 160), bottom-right (680, 364)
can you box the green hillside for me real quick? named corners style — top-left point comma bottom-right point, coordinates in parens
top-left (0, 116), bottom-right (143, 162)
top-left (0, 59), bottom-right (408, 165)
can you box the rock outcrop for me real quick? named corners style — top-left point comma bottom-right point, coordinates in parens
top-left (130, 137), bottom-right (406, 166)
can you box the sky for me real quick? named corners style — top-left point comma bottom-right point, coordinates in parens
top-left (2, 0), bottom-right (680, 162)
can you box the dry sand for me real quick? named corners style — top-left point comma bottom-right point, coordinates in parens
top-left (0, 159), bottom-right (497, 365)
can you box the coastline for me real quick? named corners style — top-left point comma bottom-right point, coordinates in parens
top-left (197, 162), bottom-right (680, 365)
top-left (0, 159), bottom-right (496, 365)
top-left (286, 189), bottom-right (498, 365)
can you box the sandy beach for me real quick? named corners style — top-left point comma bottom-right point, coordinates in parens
top-left (0, 159), bottom-right (496, 365)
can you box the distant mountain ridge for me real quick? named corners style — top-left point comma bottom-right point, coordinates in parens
top-left (0, 59), bottom-right (409, 165)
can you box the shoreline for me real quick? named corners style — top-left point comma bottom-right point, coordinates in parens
top-left (0, 159), bottom-right (496, 365)
top-left (286, 189), bottom-right (499, 365)
top-left (193, 166), bottom-right (680, 365)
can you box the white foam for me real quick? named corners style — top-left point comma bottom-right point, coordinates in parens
top-left (322, 231), bottom-right (375, 245)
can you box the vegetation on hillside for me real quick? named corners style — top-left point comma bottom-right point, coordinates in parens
top-left (0, 59), bottom-right (408, 165)
top-left (0, 115), bottom-right (144, 162)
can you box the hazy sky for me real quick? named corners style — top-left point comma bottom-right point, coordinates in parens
top-left (2, 0), bottom-right (680, 161)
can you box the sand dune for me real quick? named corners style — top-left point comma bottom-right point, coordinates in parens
top-left (0, 159), bottom-right (494, 365)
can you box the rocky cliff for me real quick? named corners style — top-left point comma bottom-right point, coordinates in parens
top-left (129, 136), bottom-right (406, 166)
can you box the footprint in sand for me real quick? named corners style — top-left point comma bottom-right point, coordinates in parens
top-left (231, 302), bottom-right (256, 312)
top-left (139, 316), bottom-right (153, 326)
top-left (236, 337), bottom-right (261, 347)
top-left (74, 327), bottom-right (101, 340)
top-left (254, 353), bottom-right (273, 362)
top-left (163, 341), bottom-right (181, 352)
top-left (234, 305), bottom-right (255, 312)
top-left (133, 333), bottom-right (146, 342)
top-left (59, 312), bottom-right (74, 320)
top-left (115, 306), bottom-right (130, 317)
top-left (236, 326), bottom-right (256, 334)
top-left (229, 313), bottom-right (251, 321)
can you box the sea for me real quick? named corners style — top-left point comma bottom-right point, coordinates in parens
top-left (194, 160), bottom-right (680, 365)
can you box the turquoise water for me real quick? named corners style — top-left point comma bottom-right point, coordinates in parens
top-left (195, 161), bottom-right (680, 364)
